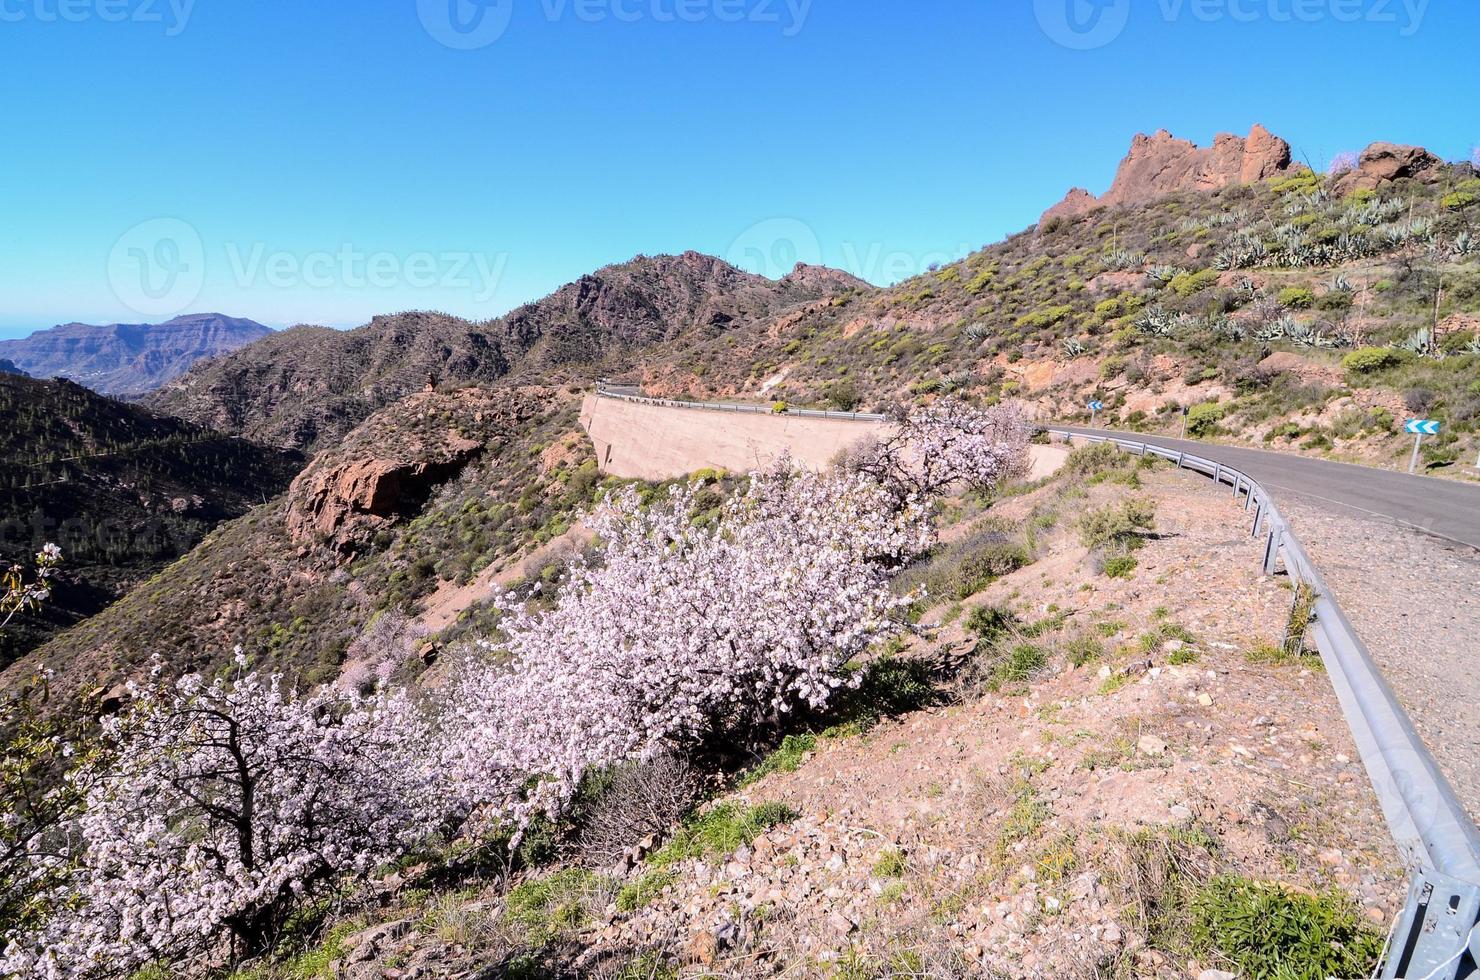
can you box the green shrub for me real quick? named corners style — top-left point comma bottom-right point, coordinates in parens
top-left (1277, 287), bottom-right (1315, 309)
top-left (1191, 875), bottom-right (1383, 980)
top-left (965, 604), bottom-right (1017, 639)
top-left (992, 644), bottom-right (1048, 686)
top-left (771, 401), bottom-right (788, 414)
top-left (872, 848), bottom-right (908, 878)
top-left (650, 802), bottom-right (798, 867)
top-left (824, 380), bottom-right (861, 411)
top-left (1185, 402), bottom-right (1224, 437)
top-left (1078, 498), bottom-right (1157, 551)
top-left (1341, 346), bottom-right (1402, 375)
top-left (1170, 269), bottom-right (1220, 298)
top-left (1102, 555), bottom-right (1138, 579)
top-left (1015, 306), bottom-right (1074, 330)
top-left (505, 868), bottom-right (606, 945)
top-left (739, 733), bottom-right (816, 787)
top-left (615, 869), bottom-right (676, 912)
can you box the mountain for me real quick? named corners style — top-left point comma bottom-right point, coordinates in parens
top-left (0, 373), bottom-right (302, 668)
top-left (0, 358), bottom-right (26, 376)
top-left (0, 313), bottom-right (272, 396)
top-left (1042, 124), bottom-right (1295, 225)
top-left (147, 253), bottom-right (867, 451)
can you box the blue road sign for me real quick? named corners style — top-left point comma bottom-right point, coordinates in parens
top-left (1088, 400), bottom-right (1104, 412)
top-left (1405, 420), bottom-right (1441, 435)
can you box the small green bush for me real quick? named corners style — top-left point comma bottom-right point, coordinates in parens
top-left (650, 802), bottom-right (798, 867)
top-left (1191, 875), bottom-right (1383, 979)
top-left (739, 733), bottom-right (816, 787)
top-left (1170, 269), bottom-right (1220, 298)
top-left (1341, 346), bottom-right (1402, 375)
top-left (505, 868), bottom-right (605, 945)
top-left (1102, 555), bottom-right (1138, 579)
top-left (615, 869), bottom-right (676, 913)
top-left (965, 604), bottom-right (1017, 639)
top-left (1185, 402), bottom-right (1224, 437)
top-left (993, 644), bottom-right (1048, 686)
top-left (1277, 287), bottom-right (1315, 309)
top-left (1078, 498), bottom-right (1157, 551)
top-left (771, 401), bottom-right (788, 414)
top-left (872, 848), bottom-right (908, 878)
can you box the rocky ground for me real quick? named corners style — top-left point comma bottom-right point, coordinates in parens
top-left (312, 462), bottom-right (1407, 980)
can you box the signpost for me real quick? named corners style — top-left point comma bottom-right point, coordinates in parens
top-left (1405, 419), bottom-right (1441, 474)
top-left (1088, 400), bottom-right (1104, 426)
top-left (1180, 405), bottom-right (1190, 440)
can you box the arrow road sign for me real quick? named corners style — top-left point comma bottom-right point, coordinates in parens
top-left (1088, 400), bottom-right (1104, 412)
top-left (1405, 419), bottom-right (1441, 435)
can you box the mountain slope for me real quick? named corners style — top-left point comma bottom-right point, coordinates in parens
top-left (0, 313), bottom-right (271, 396)
top-left (147, 253), bottom-right (868, 451)
top-left (655, 136), bottom-right (1480, 475)
top-left (0, 374), bottom-right (302, 667)
top-left (0, 359), bottom-right (26, 376)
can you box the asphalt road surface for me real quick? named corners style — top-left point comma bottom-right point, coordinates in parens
top-left (1054, 427), bottom-right (1480, 550)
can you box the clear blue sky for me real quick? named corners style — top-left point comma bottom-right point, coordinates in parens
top-left (1, 0), bottom-right (1476, 337)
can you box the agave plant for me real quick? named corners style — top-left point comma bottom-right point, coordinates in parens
top-left (1395, 327), bottom-right (1436, 357)
top-left (1450, 231), bottom-right (1476, 258)
top-left (1330, 273), bottom-right (1353, 293)
top-left (1134, 306), bottom-right (1177, 337)
top-left (1061, 338), bottom-right (1088, 358)
top-left (1207, 314), bottom-right (1247, 342)
top-left (1146, 264), bottom-right (1183, 285)
top-left (964, 323), bottom-right (991, 344)
top-left (1106, 248), bottom-right (1147, 272)
top-left (938, 371), bottom-right (975, 394)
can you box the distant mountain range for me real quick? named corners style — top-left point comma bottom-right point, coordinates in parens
top-left (0, 358), bottom-right (26, 376)
top-left (0, 313), bottom-right (271, 396)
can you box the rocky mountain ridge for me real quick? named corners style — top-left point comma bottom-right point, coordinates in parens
top-left (0, 313), bottom-right (271, 396)
top-left (148, 253), bottom-right (863, 452)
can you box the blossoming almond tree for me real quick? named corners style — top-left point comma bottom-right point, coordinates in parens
top-left (1, 660), bottom-right (439, 978)
top-left (442, 399), bottom-right (1031, 834)
top-left (0, 544), bottom-right (62, 634)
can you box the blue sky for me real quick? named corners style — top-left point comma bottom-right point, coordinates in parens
top-left (1, 0), bottom-right (1476, 337)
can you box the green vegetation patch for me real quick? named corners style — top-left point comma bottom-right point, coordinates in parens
top-left (649, 802), bottom-right (798, 867)
top-left (1191, 875), bottom-right (1383, 980)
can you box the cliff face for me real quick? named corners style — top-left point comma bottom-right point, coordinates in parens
top-left (0, 313), bottom-right (271, 396)
top-left (1042, 125), bottom-right (1294, 224)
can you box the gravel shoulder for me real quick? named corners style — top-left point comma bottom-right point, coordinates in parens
top-left (1276, 493), bottom-right (1480, 816)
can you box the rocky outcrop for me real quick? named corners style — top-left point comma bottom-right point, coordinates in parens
top-left (0, 314), bottom-right (270, 396)
top-left (285, 386), bottom-right (553, 554)
top-left (0, 358), bottom-right (26, 376)
top-left (1334, 142), bottom-right (1445, 194)
top-left (1041, 125), bottom-right (1294, 225)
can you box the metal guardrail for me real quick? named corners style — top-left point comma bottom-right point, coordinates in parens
top-left (594, 382), bottom-right (888, 423)
top-left (1044, 428), bottom-right (1480, 979)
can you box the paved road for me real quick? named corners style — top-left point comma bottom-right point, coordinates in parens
top-left (1054, 427), bottom-right (1480, 550)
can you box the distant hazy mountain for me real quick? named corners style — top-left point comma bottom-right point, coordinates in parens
top-left (0, 313), bottom-right (272, 396)
top-left (0, 358), bottom-right (26, 376)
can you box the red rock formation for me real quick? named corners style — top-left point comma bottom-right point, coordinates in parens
top-left (1040, 125), bottom-right (1294, 225)
top-left (1334, 142), bottom-right (1444, 193)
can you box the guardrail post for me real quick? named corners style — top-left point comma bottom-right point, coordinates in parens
top-left (1381, 869), bottom-right (1480, 979)
top-left (1262, 525), bottom-right (1281, 576)
top-left (1252, 501), bottom-right (1265, 536)
top-left (1213, 462), bottom-right (1223, 487)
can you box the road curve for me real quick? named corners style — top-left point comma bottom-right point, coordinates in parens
top-left (1053, 426), bottom-right (1480, 551)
